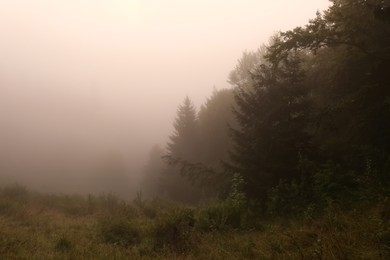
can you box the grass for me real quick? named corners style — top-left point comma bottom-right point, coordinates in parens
top-left (0, 185), bottom-right (388, 259)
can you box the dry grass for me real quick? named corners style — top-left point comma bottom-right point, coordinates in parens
top-left (0, 188), bottom-right (388, 259)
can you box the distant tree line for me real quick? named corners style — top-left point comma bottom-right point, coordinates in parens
top-left (142, 0), bottom-right (390, 212)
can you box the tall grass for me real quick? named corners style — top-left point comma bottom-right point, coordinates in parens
top-left (0, 185), bottom-right (388, 259)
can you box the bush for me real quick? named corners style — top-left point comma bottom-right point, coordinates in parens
top-left (60, 196), bottom-right (89, 217)
top-left (194, 201), bottom-right (241, 231)
top-left (100, 217), bottom-right (141, 247)
top-left (134, 194), bottom-right (160, 219)
top-left (195, 200), bottom-right (261, 231)
top-left (150, 207), bottom-right (195, 252)
top-left (267, 179), bottom-right (311, 217)
top-left (194, 173), bottom-right (257, 231)
top-left (1, 184), bottom-right (29, 203)
top-left (55, 236), bottom-right (72, 252)
top-left (314, 162), bottom-right (358, 204)
top-left (0, 199), bottom-right (17, 216)
top-left (194, 203), bottom-right (229, 232)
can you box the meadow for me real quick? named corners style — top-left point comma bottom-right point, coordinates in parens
top-left (0, 185), bottom-right (388, 259)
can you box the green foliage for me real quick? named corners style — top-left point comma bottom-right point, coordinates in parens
top-left (194, 202), bottom-right (238, 231)
top-left (0, 185), bottom-right (30, 219)
top-left (194, 201), bottom-right (261, 232)
top-left (0, 199), bottom-right (17, 216)
top-left (228, 49), bottom-right (266, 91)
top-left (55, 236), bottom-right (72, 252)
top-left (167, 96), bottom-right (199, 160)
top-left (160, 96), bottom-right (210, 203)
top-left (99, 217), bottom-right (141, 247)
top-left (228, 173), bottom-right (247, 207)
top-left (268, 179), bottom-right (308, 217)
top-left (272, 0), bottom-right (390, 166)
top-left (267, 155), bottom-right (389, 218)
top-left (38, 194), bottom-right (91, 217)
top-left (98, 193), bottom-right (137, 218)
top-left (313, 162), bottom-right (358, 204)
top-left (133, 193), bottom-right (165, 219)
top-left (144, 90), bottom-right (238, 203)
top-left (194, 173), bottom-right (260, 231)
top-left (229, 47), bottom-right (312, 201)
top-left (224, 0), bottom-right (390, 211)
top-left (59, 196), bottom-right (90, 217)
top-left (150, 207), bottom-right (195, 252)
top-left (356, 151), bottom-right (390, 203)
top-left (0, 186), bottom-right (388, 258)
top-left (197, 88), bottom-right (236, 171)
top-left (2, 0), bottom-right (390, 257)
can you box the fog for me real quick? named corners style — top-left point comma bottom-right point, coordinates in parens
top-left (0, 0), bottom-right (330, 196)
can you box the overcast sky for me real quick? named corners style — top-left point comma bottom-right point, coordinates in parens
top-left (0, 0), bottom-right (330, 193)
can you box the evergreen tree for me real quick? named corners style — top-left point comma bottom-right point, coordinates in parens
top-left (198, 88), bottom-right (236, 169)
top-left (167, 96), bottom-right (199, 161)
top-left (162, 96), bottom-right (204, 203)
top-left (230, 48), bottom-right (312, 204)
top-left (268, 0), bottom-right (390, 174)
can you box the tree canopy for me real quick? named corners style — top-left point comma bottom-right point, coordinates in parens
top-left (142, 0), bottom-right (390, 208)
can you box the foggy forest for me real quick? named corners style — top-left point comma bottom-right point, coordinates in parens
top-left (0, 0), bottom-right (389, 258)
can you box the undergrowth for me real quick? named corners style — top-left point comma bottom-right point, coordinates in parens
top-left (0, 185), bottom-right (388, 259)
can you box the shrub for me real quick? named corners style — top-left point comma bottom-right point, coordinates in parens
top-left (227, 173), bottom-right (247, 208)
top-left (267, 179), bottom-right (310, 217)
top-left (134, 194), bottom-right (160, 219)
top-left (194, 203), bottom-right (230, 232)
top-left (100, 217), bottom-right (141, 247)
top-left (194, 173), bottom-right (257, 231)
top-left (313, 162), bottom-right (358, 204)
top-left (55, 236), bottom-right (72, 252)
top-left (1, 184), bottom-right (29, 203)
top-left (60, 196), bottom-right (89, 217)
top-left (194, 201), bottom-right (242, 231)
top-left (150, 207), bottom-right (195, 252)
top-left (98, 193), bottom-right (138, 219)
top-left (0, 199), bottom-right (16, 216)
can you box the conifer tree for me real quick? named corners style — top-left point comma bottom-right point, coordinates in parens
top-left (230, 48), bottom-right (312, 203)
top-left (162, 96), bottom-right (204, 203)
top-left (167, 96), bottom-right (199, 161)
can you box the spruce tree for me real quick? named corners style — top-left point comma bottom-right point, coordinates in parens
top-left (167, 96), bottom-right (198, 161)
top-left (230, 48), bottom-right (312, 203)
top-left (162, 96), bottom-right (203, 203)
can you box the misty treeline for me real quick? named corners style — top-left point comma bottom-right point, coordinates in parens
top-left (142, 0), bottom-right (390, 214)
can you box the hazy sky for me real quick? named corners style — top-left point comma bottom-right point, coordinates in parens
top-left (0, 0), bottom-right (330, 193)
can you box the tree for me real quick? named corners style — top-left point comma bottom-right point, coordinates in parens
top-left (228, 49), bottom-right (266, 92)
top-left (239, 0), bottom-right (390, 206)
top-left (267, 0), bottom-right (390, 172)
top-left (229, 47), bottom-right (312, 205)
top-left (162, 96), bottom-right (205, 203)
top-left (267, 0), bottom-right (390, 63)
top-left (198, 88), bottom-right (236, 169)
top-left (167, 96), bottom-right (199, 161)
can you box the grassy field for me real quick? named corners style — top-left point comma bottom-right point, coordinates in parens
top-left (0, 185), bottom-right (388, 259)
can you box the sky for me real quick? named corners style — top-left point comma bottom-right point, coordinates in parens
top-left (0, 0), bottom-right (330, 194)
